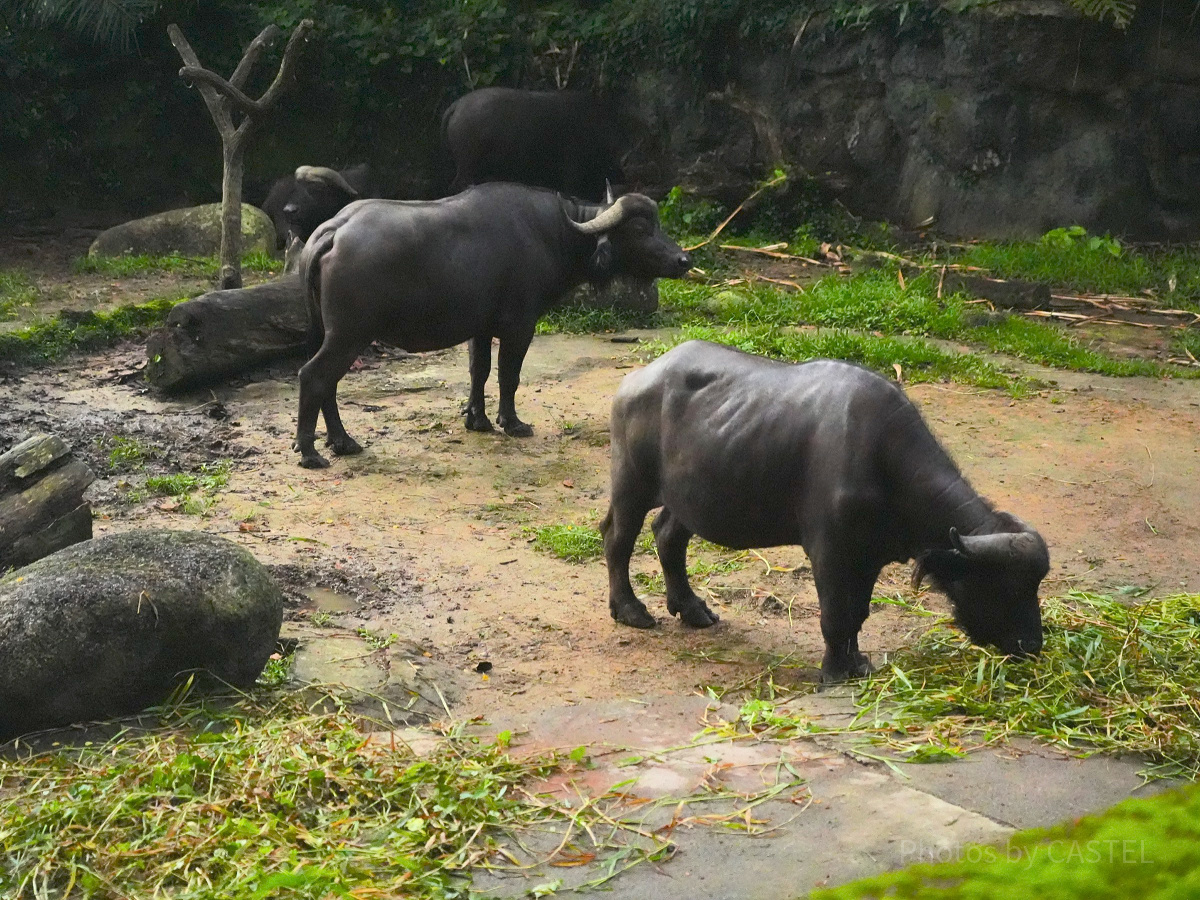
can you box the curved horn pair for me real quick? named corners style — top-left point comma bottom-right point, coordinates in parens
top-left (295, 166), bottom-right (360, 197)
top-left (570, 193), bottom-right (656, 235)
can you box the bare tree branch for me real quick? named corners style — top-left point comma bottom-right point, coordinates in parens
top-left (167, 22), bottom-right (233, 138)
top-left (230, 23), bottom-right (282, 90)
top-left (178, 66), bottom-right (266, 118)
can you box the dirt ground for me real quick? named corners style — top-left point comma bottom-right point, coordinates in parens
top-left (3, 322), bottom-right (1199, 721)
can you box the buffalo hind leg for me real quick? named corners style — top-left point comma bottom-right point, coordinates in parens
top-left (810, 548), bottom-right (878, 683)
top-left (464, 336), bottom-right (495, 432)
top-left (496, 328), bottom-right (535, 437)
top-left (653, 508), bottom-right (719, 627)
top-left (323, 386), bottom-right (363, 457)
top-left (601, 496), bottom-right (656, 630)
top-left (295, 337), bottom-right (366, 469)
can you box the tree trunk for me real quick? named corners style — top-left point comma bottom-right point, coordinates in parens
top-left (0, 434), bottom-right (95, 572)
top-left (221, 140), bottom-right (246, 289)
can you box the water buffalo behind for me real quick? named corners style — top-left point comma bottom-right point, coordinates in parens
top-left (442, 87), bottom-right (630, 201)
top-left (294, 184), bottom-right (692, 469)
top-left (260, 163), bottom-right (374, 248)
top-left (601, 340), bottom-right (1050, 682)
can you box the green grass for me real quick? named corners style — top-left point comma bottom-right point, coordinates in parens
top-left (527, 524), bottom-right (604, 562)
top-left (144, 461), bottom-right (231, 515)
top-left (536, 301), bottom-right (658, 335)
top-left (810, 782), bottom-right (1200, 899)
top-left (0, 269), bottom-right (39, 321)
top-left (0, 296), bottom-right (186, 365)
top-left (73, 250), bottom-right (281, 279)
top-left (653, 323), bottom-right (1026, 394)
top-left (104, 435), bottom-right (157, 470)
top-left (952, 235), bottom-right (1200, 305)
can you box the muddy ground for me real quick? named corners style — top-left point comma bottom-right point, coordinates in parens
top-left (3, 323), bottom-right (1198, 721)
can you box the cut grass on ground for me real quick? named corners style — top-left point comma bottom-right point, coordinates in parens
top-left (527, 523), bottom-right (604, 562)
top-left (714, 592), bottom-right (1200, 781)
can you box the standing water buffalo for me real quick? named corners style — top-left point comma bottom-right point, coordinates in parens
top-left (294, 183), bottom-right (691, 469)
top-left (261, 164), bottom-right (374, 248)
top-left (442, 88), bottom-right (629, 200)
top-left (602, 341), bottom-right (1049, 682)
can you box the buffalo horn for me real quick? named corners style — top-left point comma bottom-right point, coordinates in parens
top-left (911, 556), bottom-right (928, 590)
top-left (949, 526), bottom-right (1034, 562)
top-left (605, 179), bottom-right (615, 204)
top-left (571, 194), bottom-right (654, 235)
top-left (295, 165), bottom-right (360, 197)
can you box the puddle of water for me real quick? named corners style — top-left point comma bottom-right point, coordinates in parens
top-left (303, 587), bottom-right (357, 612)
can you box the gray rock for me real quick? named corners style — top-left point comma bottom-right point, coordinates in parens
top-left (0, 530), bottom-right (283, 740)
top-left (88, 203), bottom-right (276, 258)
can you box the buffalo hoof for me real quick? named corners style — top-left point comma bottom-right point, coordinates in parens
top-left (298, 451), bottom-right (331, 469)
top-left (498, 415), bottom-right (533, 438)
top-left (612, 601), bottom-right (656, 629)
top-left (465, 409), bottom-right (495, 432)
top-left (670, 595), bottom-right (720, 628)
top-left (819, 653), bottom-right (873, 685)
top-left (327, 434), bottom-right (364, 456)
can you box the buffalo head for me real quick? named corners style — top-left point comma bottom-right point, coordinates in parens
top-left (569, 188), bottom-right (691, 283)
top-left (913, 515), bottom-right (1049, 657)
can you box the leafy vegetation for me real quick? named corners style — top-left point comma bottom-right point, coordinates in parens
top-left (811, 782), bottom-right (1200, 899)
top-left (0, 688), bottom-right (562, 900)
top-left (0, 296), bottom-right (185, 366)
top-left (104, 434), bottom-right (157, 470)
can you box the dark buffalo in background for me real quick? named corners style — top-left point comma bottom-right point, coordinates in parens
top-left (260, 163), bottom-right (375, 248)
top-left (293, 184), bottom-right (691, 469)
top-left (601, 340), bottom-right (1050, 682)
top-left (442, 88), bottom-right (631, 200)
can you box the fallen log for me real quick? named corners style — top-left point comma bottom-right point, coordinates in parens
top-left (145, 274), bottom-right (310, 393)
top-left (942, 272), bottom-right (1051, 310)
top-left (0, 434), bottom-right (95, 571)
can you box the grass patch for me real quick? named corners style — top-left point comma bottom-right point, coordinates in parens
top-left (74, 250), bottom-right (281, 279)
top-left (951, 232), bottom-right (1200, 305)
top-left (527, 524), bottom-right (604, 562)
top-left (104, 434), bottom-right (157, 470)
top-left (0, 269), bottom-right (39, 321)
top-left (811, 782), bottom-right (1200, 899)
top-left (653, 323), bottom-right (1025, 394)
top-left (0, 296), bottom-right (186, 365)
top-left (145, 461), bottom-right (231, 515)
top-left (536, 301), bottom-right (659, 335)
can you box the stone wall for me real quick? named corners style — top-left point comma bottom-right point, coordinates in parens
top-left (627, 0), bottom-right (1200, 239)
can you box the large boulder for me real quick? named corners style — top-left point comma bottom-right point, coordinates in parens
top-left (88, 203), bottom-right (276, 258)
top-left (0, 530), bottom-right (283, 740)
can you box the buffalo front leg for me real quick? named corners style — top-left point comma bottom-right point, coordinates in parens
top-left (496, 328), bottom-right (535, 437)
top-left (601, 501), bottom-right (656, 630)
top-left (295, 337), bottom-right (365, 469)
top-left (653, 508), bottom-right (719, 627)
top-left (810, 548), bottom-right (879, 683)
top-left (464, 336), bottom-right (495, 432)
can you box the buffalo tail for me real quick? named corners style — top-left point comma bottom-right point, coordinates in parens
top-left (302, 228), bottom-right (336, 355)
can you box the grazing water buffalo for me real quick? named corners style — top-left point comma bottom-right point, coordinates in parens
top-left (294, 183), bottom-right (691, 469)
top-left (261, 164), bottom-right (374, 248)
top-left (601, 340), bottom-right (1049, 682)
top-left (442, 87), bottom-right (628, 200)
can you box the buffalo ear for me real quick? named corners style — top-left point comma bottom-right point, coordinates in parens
top-left (589, 235), bottom-right (615, 283)
top-left (914, 549), bottom-right (969, 588)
